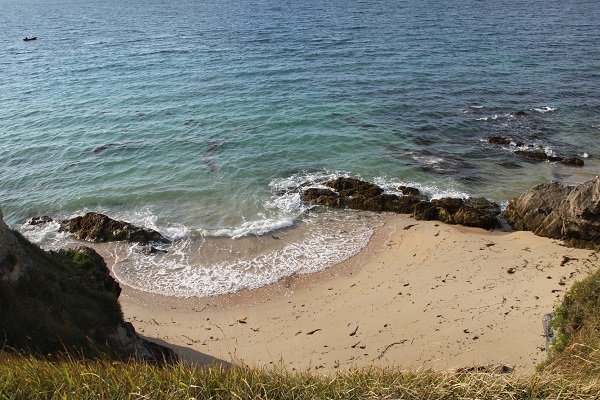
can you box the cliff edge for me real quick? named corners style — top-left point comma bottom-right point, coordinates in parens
top-left (0, 212), bottom-right (175, 363)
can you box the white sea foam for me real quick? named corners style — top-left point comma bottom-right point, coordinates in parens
top-left (580, 152), bottom-right (590, 158)
top-left (469, 105), bottom-right (485, 109)
top-left (372, 176), bottom-right (471, 199)
top-left (19, 220), bottom-right (70, 249)
top-left (202, 218), bottom-right (295, 239)
top-left (475, 114), bottom-right (498, 121)
top-left (111, 222), bottom-right (374, 298)
top-left (533, 106), bottom-right (556, 113)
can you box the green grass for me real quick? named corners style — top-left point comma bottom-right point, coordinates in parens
top-left (539, 267), bottom-right (600, 380)
top-left (0, 353), bottom-right (599, 400)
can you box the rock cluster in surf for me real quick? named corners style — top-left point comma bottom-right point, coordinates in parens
top-left (302, 177), bottom-right (501, 229)
top-left (503, 177), bottom-right (600, 248)
top-left (28, 212), bottom-right (169, 245)
top-left (487, 136), bottom-right (585, 166)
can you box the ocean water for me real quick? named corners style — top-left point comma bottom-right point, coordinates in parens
top-left (2, 0), bottom-right (599, 297)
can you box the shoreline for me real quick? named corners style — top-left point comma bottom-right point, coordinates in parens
top-left (115, 213), bottom-right (597, 374)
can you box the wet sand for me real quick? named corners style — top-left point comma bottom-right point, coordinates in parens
top-left (115, 214), bottom-right (597, 374)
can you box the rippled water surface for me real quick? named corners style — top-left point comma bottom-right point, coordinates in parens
top-left (2, 0), bottom-right (599, 296)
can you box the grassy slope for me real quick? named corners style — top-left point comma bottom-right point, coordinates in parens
top-left (0, 354), bottom-right (599, 400)
top-left (0, 231), bottom-right (123, 357)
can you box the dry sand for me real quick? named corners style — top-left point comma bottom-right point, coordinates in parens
top-left (117, 214), bottom-right (597, 374)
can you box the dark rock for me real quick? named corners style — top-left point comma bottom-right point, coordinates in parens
top-left (414, 197), bottom-right (501, 229)
top-left (561, 157), bottom-right (584, 166)
top-left (488, 136), bottom-right (511, 145)
top-left (515, 150), bottom-right (548, 161)
top-left (27, 216), bottom-right (54, 225)
top-left (301, 178), bottom-right (500, 227)
top-left (513, 111), bottom-right (528, 118)
top-left (503, 178), bottom-right (600, 247)
top-left (515, 141), bottom-right (525, 147)
top-left (398, 186), bottom-right (421, 196)
top-left (50, 246), bottom-right (121, 297)
top-left (62, 212), bottom-right (169, 245)
top-left (325, 177), bottom-right (383, 198)
top-left (302, 188), bottom-right (344, 208)
top-left (383, 194), bottom-right (421, 214)
top-left (139, 246), bottom-right (168, 255)
top-left (548, 155), bottom-right (563, 162)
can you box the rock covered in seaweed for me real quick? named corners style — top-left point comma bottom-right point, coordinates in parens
top-left (503, 177), bottom-right (600, 248)
top-left (61, 212), bottom-right (169, 245)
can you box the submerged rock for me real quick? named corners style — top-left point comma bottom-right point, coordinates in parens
top-left (413, 197), bottom-right (501, 229)
top-left (514, 149), bottom-right (548, 160)
top-left (62, 212), bottom-right (169, 245)
top-left (488, 136), bottom-right (511, 145)
top-left (503, 178), bottom-right (600, 248)
top-left (561, 157), bottom-right (584, 166)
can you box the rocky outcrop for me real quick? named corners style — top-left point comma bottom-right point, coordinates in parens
top-left (0, 214), bottom-right (176, 363)
top-left (302, 178), bottom-right (422, 214)
top-left (301, 178), bottom-right (501, 229)
top-left (61, 212), bottom-right (169, 245)
top-left (503, 178), bottom-right (600, 248)
top-left (413, 197), bottom-right (501, 230)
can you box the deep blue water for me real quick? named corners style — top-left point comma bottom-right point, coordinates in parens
top-left (1, 0), bottom-right (599, 295)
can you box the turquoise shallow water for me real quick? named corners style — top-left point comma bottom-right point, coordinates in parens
top-left (2, 0), bottom-right (600, 296)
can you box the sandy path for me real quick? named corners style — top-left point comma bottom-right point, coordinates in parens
top-left (117, 215), bottom-right (597, 374)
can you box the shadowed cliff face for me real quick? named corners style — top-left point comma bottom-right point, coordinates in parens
top-left (0, 212), bottom-right (175, 363)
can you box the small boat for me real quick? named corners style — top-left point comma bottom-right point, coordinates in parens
top-left (23, 36), bottom-right (37, 41)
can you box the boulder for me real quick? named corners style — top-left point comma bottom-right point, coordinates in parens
top-left (62, 212), bottom-right (169, 245)
top-left (413, 197), bottom-right (501, 229)
top-left (503, 178), bottom-right (600, 247)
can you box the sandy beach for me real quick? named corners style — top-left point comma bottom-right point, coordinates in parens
top-left (116, 214), bottom-right (597, 374)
